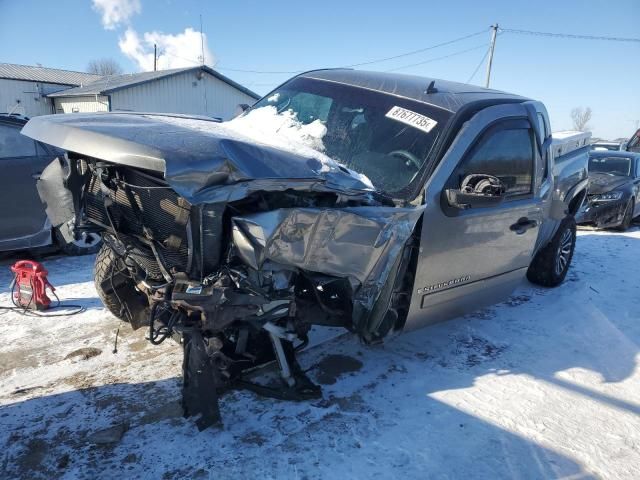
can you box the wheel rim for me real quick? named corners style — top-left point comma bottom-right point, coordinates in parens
top-left (72, 232), bottom-right (101, 249)
top-left (555, 228), bottom-right (573, 276)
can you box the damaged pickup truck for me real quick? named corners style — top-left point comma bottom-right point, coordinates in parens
top-left (22, 69), bottom-right (588, 429)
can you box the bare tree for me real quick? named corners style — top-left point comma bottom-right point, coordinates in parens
top-left (87, 58), bottom-right (123, 76)
top-left (571, 107), bottom-right (592, 132)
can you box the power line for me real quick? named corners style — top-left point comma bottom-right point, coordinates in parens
top-left (385, 43), bottom-right (489, 72)
top-left (158, 25), bottom-right (638, 81)
top-left (214, 28), bottom-right (489, 74)
top-left (343, 29), bottom-right (488, 67)
top-left (500, 28), bottom-right (640, 43)
top-left (466, 46), bottom-right (491, 84)
top-left (160, 51), bottom-right (201, 65)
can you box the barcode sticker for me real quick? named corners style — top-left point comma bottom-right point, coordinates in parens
top-left (385, 106), bottom-right (438, 133)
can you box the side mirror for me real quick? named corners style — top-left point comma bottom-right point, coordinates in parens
top-left (445, 174), bottom-right (505, 210)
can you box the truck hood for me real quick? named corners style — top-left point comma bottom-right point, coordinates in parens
top-left (587, 173), bottom-right (631, 195)
top-left (21, 113), bottom-right (375, 204)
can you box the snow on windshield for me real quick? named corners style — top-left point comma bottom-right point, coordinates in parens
top-left (153, 107), bottom-right (374, 189)
top-left (225, 106), bottom-right (328, 155)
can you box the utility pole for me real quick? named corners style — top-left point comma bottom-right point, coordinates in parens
top-left (485, 24), bottom-right (499, 88)
top-left (153, 43), bottom-right (157, 71)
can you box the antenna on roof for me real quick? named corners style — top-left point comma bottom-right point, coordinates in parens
top-left (426, 80), bottom-right (438, 94)
top-left (199, 14), bottom-right (205, 66)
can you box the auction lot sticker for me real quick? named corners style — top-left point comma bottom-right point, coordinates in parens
top-left (385, 106), bottom-right (438, 133)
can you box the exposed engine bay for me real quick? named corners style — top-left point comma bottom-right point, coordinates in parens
top-left (39, 152), bottom-right (422, 429)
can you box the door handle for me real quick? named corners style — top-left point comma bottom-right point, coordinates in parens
top-left (510, 218), bottom-right (538, 235)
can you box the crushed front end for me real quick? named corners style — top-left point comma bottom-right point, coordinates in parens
top-left (36, 150), bottom-right (421, 429)
top-left (579, 192), bottom-right (629, 228)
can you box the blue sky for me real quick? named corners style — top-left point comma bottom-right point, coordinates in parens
top-left (1, 0), bottom-right (638, 139)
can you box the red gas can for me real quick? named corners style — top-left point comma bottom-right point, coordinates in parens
top-left (10, 260), bottom-right (54, 310)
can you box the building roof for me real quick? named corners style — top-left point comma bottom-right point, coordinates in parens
top-left (299, 69), bottom-right (529, 113)
top-left (47, 66), bottom-right (260, 100)
top-left (0, 63), bottom-right (102, 86)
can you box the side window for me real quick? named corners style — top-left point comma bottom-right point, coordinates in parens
top-left (0, 124), bottom-right (36, 158)
top-left (454, 125), bottom-right (535, 198)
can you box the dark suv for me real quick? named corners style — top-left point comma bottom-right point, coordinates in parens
top-left (0, 113), bottom-right (100, 254)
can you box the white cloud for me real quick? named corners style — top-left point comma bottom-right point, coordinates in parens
top-left (118, 27), bottom-right (215, 71)
top-left (92, 0), bottom-right (141, 30)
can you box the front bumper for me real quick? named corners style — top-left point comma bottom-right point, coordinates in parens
top-left (577, 197), bottom-right (627, 228)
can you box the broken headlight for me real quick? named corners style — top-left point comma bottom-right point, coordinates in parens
top-left (590, 191), bottom-right (623, 202)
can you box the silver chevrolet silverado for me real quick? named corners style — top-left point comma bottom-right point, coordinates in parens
top-left (22, 69), bottom-right (588, 429)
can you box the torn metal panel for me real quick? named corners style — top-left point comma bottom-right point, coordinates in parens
top-left (36, 156), bottom-right (77, 243)
top-left (232, 206), bottom-right (423, 323)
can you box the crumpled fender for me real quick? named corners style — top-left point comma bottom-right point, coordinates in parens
top-left (231, 206), bottom-right (424, 329)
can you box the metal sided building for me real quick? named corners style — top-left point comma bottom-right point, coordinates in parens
top-left (47, 66), bottom-right (260, 120)
top-left (0, 63), bottom-right (101, 117)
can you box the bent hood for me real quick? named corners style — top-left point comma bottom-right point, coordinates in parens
top-left (587, 173), bottom-right (631, 195)
top-left (21, 113), bottom-right (374, 203)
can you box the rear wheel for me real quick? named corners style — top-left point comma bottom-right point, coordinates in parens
top-left (94, 244), bottom-right (149, 328)
top-left (526, 216), bottom-right (576, 287)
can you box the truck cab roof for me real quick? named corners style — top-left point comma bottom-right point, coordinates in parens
top-left (299, 69), bottom-right (529, 113)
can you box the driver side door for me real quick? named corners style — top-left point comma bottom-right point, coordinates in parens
top-left (405, 103), bottom-right (543, 330)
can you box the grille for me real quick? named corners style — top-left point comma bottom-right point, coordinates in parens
top-left (84, 168), bottom-right (191, 279)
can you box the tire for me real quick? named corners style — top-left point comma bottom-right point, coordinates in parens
top-left (616, 198), bottom-right (634, 231)
top-left (94, 244), bottom-right (149, 327)
top-left (526, 216), bottom-right (576, 287)
top-left (56, 229), bottom-right (102, 256)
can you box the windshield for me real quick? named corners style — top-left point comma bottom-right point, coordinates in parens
top-left (589, 156), bottom-right (632, 176)
top-left (591, 143), bottom-right (620, 151)
top-left (248, 77), bottom-right (452, 193)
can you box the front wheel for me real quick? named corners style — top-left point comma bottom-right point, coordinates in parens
top-left (526, 216), bottom-right (576, 287)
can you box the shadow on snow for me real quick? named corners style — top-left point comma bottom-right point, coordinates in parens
top-left (1, 230), bottom-right (638, 478)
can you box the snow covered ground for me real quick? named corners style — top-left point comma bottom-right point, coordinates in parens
top-left (0, 227), bottom-right (639, 479)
